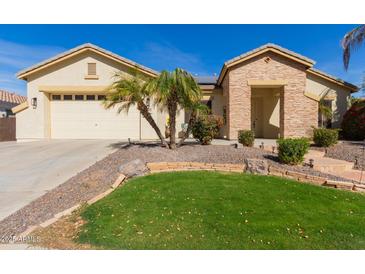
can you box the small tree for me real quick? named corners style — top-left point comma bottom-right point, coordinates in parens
top-left (318, 98), bottom-right (333, 128)
top-left (341, 100), bottom-right (365, 140)
top-left (147, 68), bottom-right (202, 149)
top-left (177, 102), bottom-right (208, 147)
top-left (104, 69), bottom-right (168, 148)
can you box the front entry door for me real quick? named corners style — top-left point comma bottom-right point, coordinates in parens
top-left (251, 97), bottom-right (263, 137)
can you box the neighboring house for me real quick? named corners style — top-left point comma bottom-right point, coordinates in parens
top-left (0, 90), bottom-right (27, 117)
top-left (14, 43), bottom-right (358, 141)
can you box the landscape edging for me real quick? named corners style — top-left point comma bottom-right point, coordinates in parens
top-left (147, 161), bottom-right (363, 193)
top-left (17, 173), bottom-right (127, 238)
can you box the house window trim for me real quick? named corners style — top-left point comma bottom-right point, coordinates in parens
top-left (51, 94), bottom-right (61, 101)
top-left (63, 94), bottom-right (73, 101)
top-left (74, 95), bottom-right (85, 101)
top-left (85, 62), bottom-right (99, 80)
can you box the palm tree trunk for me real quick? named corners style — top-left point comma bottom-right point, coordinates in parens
top-left (137, 101), bottom-right (169, 148)
top-left (177, 109), bottom-right (197, 147)
top-left (168, 101), bottom-right (177, 149)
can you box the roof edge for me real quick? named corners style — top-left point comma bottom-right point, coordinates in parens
top-left (12, 101), bottom-right (28, 114)
top-left (17, 43), bottom-right (159, 80)
top-left (307, 68), bottom-right (359, 92)
top-left (217, 43), bottom-right (316, 85)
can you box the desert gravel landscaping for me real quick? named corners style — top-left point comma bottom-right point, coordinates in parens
top-left (323, 141), bottom-right (365, 170)
top-left (0, 143), bottom-right (355, 240)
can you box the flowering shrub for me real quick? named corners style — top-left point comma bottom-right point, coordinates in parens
top-left (192, 115), bottom-right (223, 145)
top-left (341, 101), bottom-right (365, 140)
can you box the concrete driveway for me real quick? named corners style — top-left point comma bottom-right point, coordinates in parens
top-left (0, 139), bottom-right (120, 221)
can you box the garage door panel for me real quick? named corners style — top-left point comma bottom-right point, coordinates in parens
top-left (51, 101), bottom-right (140, 139)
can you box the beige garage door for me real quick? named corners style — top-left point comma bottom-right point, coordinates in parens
top-left (51, 96), bottom-right (141, 139)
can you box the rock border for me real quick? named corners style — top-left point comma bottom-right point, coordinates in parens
top-left (18, 174), bottom-right (126, 238)
top-left (147, 161), bottom-right (365, 193)
top-left (147, 162), bottom-right (245, 173)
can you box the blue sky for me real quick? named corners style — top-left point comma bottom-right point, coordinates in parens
top-left (0, 24), bottom-right (364, 97)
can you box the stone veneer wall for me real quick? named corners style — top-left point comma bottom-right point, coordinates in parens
top-left (223, 52), bottom-right (318, 139)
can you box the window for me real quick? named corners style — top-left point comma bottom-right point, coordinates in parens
top-left (75, 95), bottom-right (84, 101)
top-left (63, 95), bottom-right (73, 100)
top-left (97, 95), bottom-right (106, 101)
top-left (52, 95), bottom-right (61, 100)
top-left (87, 63), bottom-right (97, 75)
top-left (86, 95), bottom-right (96, 101)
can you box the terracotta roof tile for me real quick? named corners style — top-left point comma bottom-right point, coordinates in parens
top-left (0, 90), bottom-right (27, 104)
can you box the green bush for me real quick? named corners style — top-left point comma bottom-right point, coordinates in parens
top-left (277, 138), bottom-right (310, 165)
top-left (238, 130), bottom-right (255, 147)
top-left (192, 115), bottom-right (222, 145)
top-left (313, 128), bottom-right (339, 147)
top-left (341, 101), bottom-right (365, 140)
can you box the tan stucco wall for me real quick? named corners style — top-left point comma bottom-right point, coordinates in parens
top-left (306, 73), bottom-right (351, 128)
top-left (16, 50), bottom-right (184, 140)
top-left (225, 52), bottom-right (317, 139)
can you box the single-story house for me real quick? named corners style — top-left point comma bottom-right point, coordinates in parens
top-left (0, 90), bottom-right (27, 117)
top-left (13, 43), bottom-right (358, 141)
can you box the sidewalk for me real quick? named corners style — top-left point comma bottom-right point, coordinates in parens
top-left (305, 150), bottom-right (365, 184)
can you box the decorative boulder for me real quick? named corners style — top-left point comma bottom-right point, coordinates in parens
top-left (118, 159), bottom-right (148, 178)
top-left (244, 158), bottom-right (268, 175)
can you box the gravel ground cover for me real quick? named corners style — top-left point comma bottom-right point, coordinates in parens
top-left (312, 141), bottom-right (365, 170)
top-left (0, 143), bottom-right (352, 239)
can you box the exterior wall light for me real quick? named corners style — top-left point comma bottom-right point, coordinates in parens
top-left (146, 97), bottom-right (151, 110)
top-left (31, 97), bottom-right (37, 109)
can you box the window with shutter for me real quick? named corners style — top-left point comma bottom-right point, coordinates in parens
top-left (87, 63), bottom-right (97, 75)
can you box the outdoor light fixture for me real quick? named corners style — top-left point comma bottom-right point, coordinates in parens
top-left (309, 159), bottom-right (314, 168)
top-left (260, 142), bottom-right (264, 150)
top-left (31, 97), bottom-right (37, 109)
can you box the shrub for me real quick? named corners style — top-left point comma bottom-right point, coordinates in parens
top-left (238, 130), bottom-right (255, 147)
top-left (192, 115), bottom-right (222, 145)
top-left (277, 138), bottom-right (310, 165)
top-left (313, 128), bottom-right (339, 147)
top-left (341, 101), bottom-right (365, 140)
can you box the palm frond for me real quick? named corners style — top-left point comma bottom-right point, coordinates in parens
top-left (319, 99), bottom-right (333, 120)
top-left (342, 25), bottom-right (365, 70)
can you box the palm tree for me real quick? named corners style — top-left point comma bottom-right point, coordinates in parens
top-left (177, 102), bottom-right (208, 147)
top-left (318, 98), bottom-right (333, 128)
top-left (104, 69), bottom-right (168, 148)
top-left (148, 68), bottom-right (202, 149)
top-left (342, 25), bottom-right (365, 70)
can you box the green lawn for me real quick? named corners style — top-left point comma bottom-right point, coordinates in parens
top-left (77, 171), bottom-right (365, 249)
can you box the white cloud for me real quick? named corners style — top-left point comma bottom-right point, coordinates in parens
top-left (0, 39), bottom-right (65, 68)
top-left (0, 39), bottom-right (65, 95)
